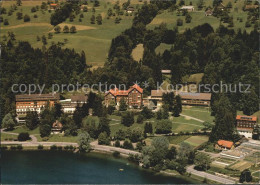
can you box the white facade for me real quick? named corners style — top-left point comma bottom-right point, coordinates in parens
top-left (238, 130), bottom-right (252, 138)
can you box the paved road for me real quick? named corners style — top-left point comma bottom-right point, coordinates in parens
top-left (187, 165), bottom-right (236, 184)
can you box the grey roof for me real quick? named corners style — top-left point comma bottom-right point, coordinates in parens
top-left (16, 93), bottom-right (60, 101)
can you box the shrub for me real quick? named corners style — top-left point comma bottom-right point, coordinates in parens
top-left (122, 139), bottom-right (133, 150)
top-left (177, 18), bottom-right (183, 26)
top-left (42, 137), bottom-right (49, 141)
top-left (38, 145), bottom-right (44, 150)
top-left (50, 145), bottom-right (57, 150)
top-left (57, 146), bottom-right (62, 150)
top-left (18, 132), bottom-right (30, 141)
top-left (17, 145), bottom-right (23, 150)
top-left (34, 14), bottom-right (38, 18)
top-left (10, 146), bottom-right (17, 150)
top-left (113, 151), bottom-right (120, 157)
top-left (136, 114), bottom-right (144, 124)
top-left (1, 146), bottom-right (8, 150)
top-left (64, 145), bottom-right (69, 150)
top-left (155, 120), bottom-right (172, 134)
top-left (23, 14), bottom-right (30, 22)
top-left (115, 140), bottom-right (120, 147)
top-left (4, 19), bottom-right (9, 25)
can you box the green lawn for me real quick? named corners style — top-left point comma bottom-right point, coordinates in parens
top-left (37, 134), bottom-right (79, 143)
top-left (1, 133), bottom-right (17, 141)
top-left (147, 0), bottom-right (253, 33)
top-left (7, 126), bottom-right (40, 135)
top-left (183, 135), bottom-right (208, 147)
top-left (109, 112), bottom-right (205, 136)
top-left (155, 43), bottom-right (173, 55)
top-left (182, 106), bottom-right (214, 123)
top-left (166, 135), bottom-right (191, 145)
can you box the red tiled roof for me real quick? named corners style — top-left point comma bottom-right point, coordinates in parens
top-left (217, 140), bottom-right (234, 149)
top-left (236, 115), bottom-right (257, 121)
top-left (50, 4), bottom-right (58, 6)
top-left (105, 84), bottom-right (143, 96)
top-left (129, 84), bottom-right (143, 93)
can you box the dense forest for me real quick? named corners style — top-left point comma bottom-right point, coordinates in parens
top-left (0, 0), bottom-right (259, 124)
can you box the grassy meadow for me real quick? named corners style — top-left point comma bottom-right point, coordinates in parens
top-left (0, 0), bottom-right (140, 67)
top-left (147, 0), bottom-right (254, 33)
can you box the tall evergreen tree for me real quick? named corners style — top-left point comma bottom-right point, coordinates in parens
top-left (25, 111), bottom-right (39, 130)
top-left (209, 94), bottom-right (238, 142)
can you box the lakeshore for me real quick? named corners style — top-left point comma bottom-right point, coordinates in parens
top-left (1, 150), bottom-right (200, 184)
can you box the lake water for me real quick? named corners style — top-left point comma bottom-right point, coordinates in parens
top-left (1, 150), bottom-right (199, 184)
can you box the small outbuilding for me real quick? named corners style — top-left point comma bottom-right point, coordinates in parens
top-left (216, 140), bottom-right (234, 150)
top-left (205, 9), bottom-right (213, 16)
top-left (51, 120), bottom-right (63, 134)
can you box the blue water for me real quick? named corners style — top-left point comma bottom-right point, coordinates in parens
top-left (1, 150), bottom-right (198, 184)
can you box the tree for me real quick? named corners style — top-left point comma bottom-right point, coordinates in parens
top-left (90, 15), bottom-right (95, 24)
top-left (83, 6), bottom-right (88, 12)
top-left (94, 0), bottom-right (100, 7)
top-left (119, 98), bottom-right (127, 111)
top-left (202, 121), bottom-right (213, 131)
top-left (173, 95), bottom-right (182, 117)
top-left (96, 14), bottom-right (102, 25)
top-left (137, 114), bottom-right (144, 124)
top-left (97, 116), bottom-right (111, 136)
top-left (185, 14), bottom-right (192, 23)
top-left (70, 26), bottom-right (77, 33)
top-left (107, 105), bottom-right (115, 115)
top-left (16, 12), bottom-right (23, 20)
top-left (162, 92), bottom-right (174, 111)
top-left (122, 139), bottom-right (134, 149)
top-left (178, 142), bottom-right (193, 162)
top-left (121, 111), bottom-right (134, 127)
top-left (144, 122), bottom-right (153, 134)
top-left (115, 17), bottom-right (121, 24)
top-left (73, 104), bottom-right (85, 128)
top-left (149, 137), bottom-right (169, 166)
top-left (242, 89), bottom-right (259, 116)
top-left (63, 25), bottom-right (69, 33)
top-left (41, 35), bottom-right (47, 45)
top-left (129, 127), bottom-right (143, 142)
top-left (166, 146), bottom-right (177, 160)
top-left (31, 7), bottom-right (37, 13)
top-left (48, 33), bottom-right (53, 39)
top-left (115, 129), bottom-right (126, 140)
top-left (39, 124), bottom-right (51, 137)
top-left (194, 153), bottom-right (211, 171)
top-left (25, 111), bottom-right (39, 130)
top-left (2, 113), bottom-right (15, 131)
top-left (78, 132), bottom-right (91, 152)
top-left (177, 18), bottom-right (183, 26)
top-left (16, 0), bottom-right (22, 6)
top-left (34, 14), bottom-right (38, 18)
top-left (156, 109), bottom-right (162, 120)
top-left (209, 94), bottom-right (237, 142)
top-left (4, 19), bottom-right (9, 25)
top-left (141, 107), bottom-right (154, 119)
top-left (18, 132), bottom-right (30, 141)
top-left (54, 26), bottom-right (61, 33)
top-left (98, 132), bottom-right (110, 145)
top-left (239, 169), bottom-right (252, 183)
top-left (155, 120), bottom-right (172, 134)
top-left (23, 14), bottom-right (30, 22)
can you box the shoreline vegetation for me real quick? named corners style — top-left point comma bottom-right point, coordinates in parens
top-left (1, 145), bottom-right (217, 184)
